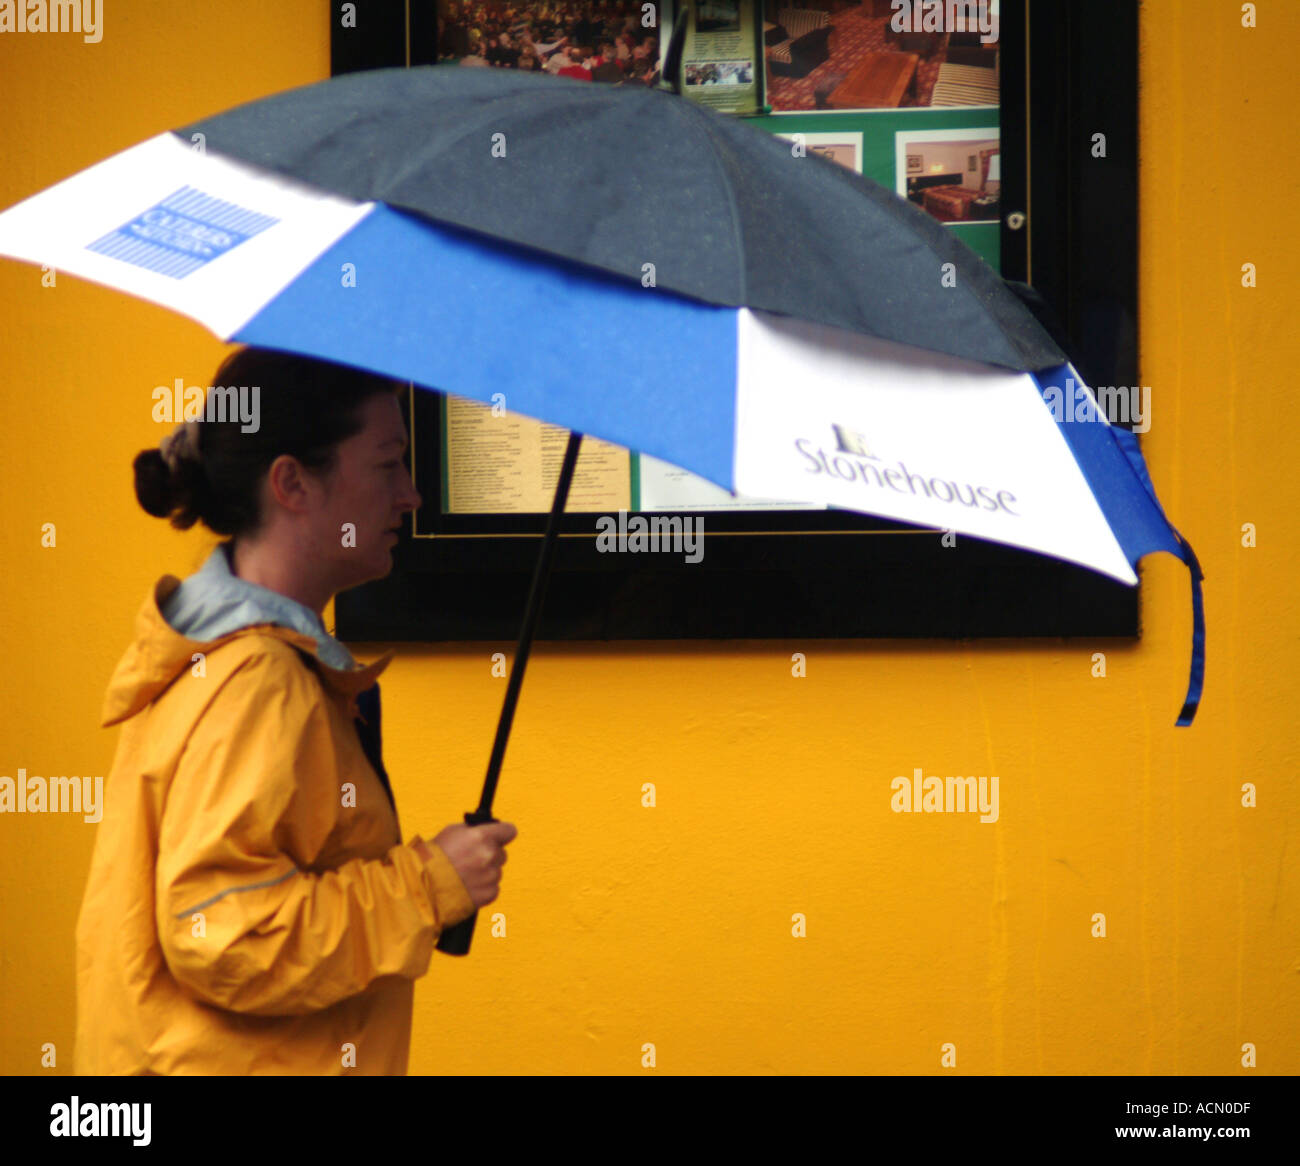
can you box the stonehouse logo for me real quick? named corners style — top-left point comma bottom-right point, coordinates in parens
top-left (797, 422), bottom-right (1021, 515)
top-left (831, 422), bottom-right (874, 458)
top-left (0, 0), bottom-right (103, 42)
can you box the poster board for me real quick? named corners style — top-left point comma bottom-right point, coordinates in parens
top-left (330, 0), bottom-right (1142, 644)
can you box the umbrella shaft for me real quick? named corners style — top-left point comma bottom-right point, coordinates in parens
top-left (475, 429), bottom-right (584, 815)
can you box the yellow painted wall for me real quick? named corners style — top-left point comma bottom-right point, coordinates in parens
top-left (1, 0), bottom-right (1295, 1075)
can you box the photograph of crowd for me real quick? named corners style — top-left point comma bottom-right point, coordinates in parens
top-left (685, 60), bottom-right (754, 86)
top-left (436, 1), bottom-right (665, 87)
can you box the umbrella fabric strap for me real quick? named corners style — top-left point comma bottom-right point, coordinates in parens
top-left (1110, 427), bottom-right (1206, 728)
top-left (1171, 531), bottom-right (1206, 726)
top-left (1034, 364), bottom-right (1206, 727)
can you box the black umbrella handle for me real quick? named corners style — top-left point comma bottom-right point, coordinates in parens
top-left (434, 808), bottom-right (499, 956)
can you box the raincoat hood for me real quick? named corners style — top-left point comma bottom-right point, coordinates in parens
top-left (102, 542), bottom-right (392, 728)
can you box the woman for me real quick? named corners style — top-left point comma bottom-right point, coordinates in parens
top-left (75, 347), bottom-right (517, 1075)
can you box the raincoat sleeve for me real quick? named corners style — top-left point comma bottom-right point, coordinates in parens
top-left (155, 646), bottom-right (476, 1017)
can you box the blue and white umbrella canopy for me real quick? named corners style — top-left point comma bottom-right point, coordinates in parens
top-left (0, 130), bottom-right (1204, 723)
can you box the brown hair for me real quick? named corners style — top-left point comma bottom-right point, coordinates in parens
top-left (134, 347), bottom-right (404, 540)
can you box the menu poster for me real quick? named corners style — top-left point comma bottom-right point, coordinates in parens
top-left (442, 395), bottom-right (630, 514)
top-left (678, 0), bottom-right (762, 114)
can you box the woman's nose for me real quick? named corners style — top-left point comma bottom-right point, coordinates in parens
top-left (400, 469), bottom-right (422, 512)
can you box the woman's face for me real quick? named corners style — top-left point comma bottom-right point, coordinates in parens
top-left (314, 392), bottom-right (422, 593)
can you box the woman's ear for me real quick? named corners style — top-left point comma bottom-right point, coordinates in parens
top-left (265, 454), bottom-right (318, 515)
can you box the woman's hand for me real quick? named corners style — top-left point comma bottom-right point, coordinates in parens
top-left (429, 820), bottom-right (518, 909)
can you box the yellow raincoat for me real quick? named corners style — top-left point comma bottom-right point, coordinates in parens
top-left (75, 569), bottom-right (477, 1075)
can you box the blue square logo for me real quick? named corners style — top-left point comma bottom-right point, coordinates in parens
top-left (87, 186), bottom-right (280, 279)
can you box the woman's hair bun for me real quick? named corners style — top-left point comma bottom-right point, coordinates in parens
top-left (133, 447), bottom-right (205, 530)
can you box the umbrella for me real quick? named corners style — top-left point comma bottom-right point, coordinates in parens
top-left (0, 64), bottom-right (1204, 956)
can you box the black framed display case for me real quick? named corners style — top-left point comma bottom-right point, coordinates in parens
top-left (328, 0), bottom-right (1141, 643)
